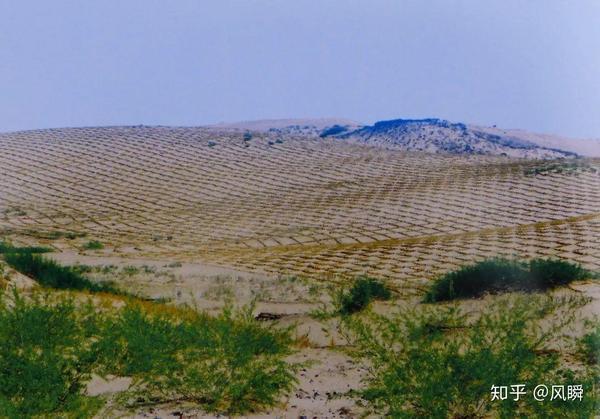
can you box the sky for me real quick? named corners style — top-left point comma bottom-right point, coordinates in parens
top-left (1, 0), bottom-right (599, 138)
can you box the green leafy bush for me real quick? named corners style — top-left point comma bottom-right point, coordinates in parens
top-left (0, 291), bottom-right (101, 418)
top-left (579, 322), bottom-right (600, 366)
top-left (3, 252), bottom-right (119, 293)
top-left (345, 294), bottom-right (598, 418)
top-left (339, 277), bottom-right (392, 315)
top-left (0, 291), bottom-right (298, 417)
top-left (94, 303), bottom-right (298, 414)
top-left (82, 240), bottom-right (104, 250)
top-left (425, 258), bottom-right (594, 302)
top-left (0, 241), bottom-right (51, 254)
top-left (528, 258), bottom-right (591, 288)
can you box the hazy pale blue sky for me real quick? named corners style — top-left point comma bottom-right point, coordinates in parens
top-left (1, 0), bottom-right (599, 137)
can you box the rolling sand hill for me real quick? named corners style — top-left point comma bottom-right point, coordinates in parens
top-left (1, 124), bottom-right (599, 293)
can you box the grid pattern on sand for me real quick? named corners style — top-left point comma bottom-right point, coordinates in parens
top-left (1, 127), bottom-right (599, 287)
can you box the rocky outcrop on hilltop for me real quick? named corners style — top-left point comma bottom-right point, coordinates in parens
top-left (328, 118), bottom-right (576, 158)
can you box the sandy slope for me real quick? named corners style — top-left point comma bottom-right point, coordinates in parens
top-left (474, 125), bottom-right (600, 157)
top-left (1, 126), bottom-right (598, 287)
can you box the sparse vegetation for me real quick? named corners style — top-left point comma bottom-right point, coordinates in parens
top-left (121, 265), bottom-right (140, 276)
top-left (425, 258), bottom-right (595, 302)
top-left (99, 264), bottom-right (118, 274)
top-left (64, 231), bottom-right (88, 240)
top-left (524, 161), bottom-right (597, 176)
top-left (339, 277), bottom-right (391, 315)
top-left (3, 252), bottom-right (120, 294)
top-left (23, 230), bottom-right (87, 240)
top-left (82, 240), bottom-right (104, 250)
top-left (141, 264), bottom-right (156, 274)
top-left (165, 261), bottom-right (182, 268)
top-left (345, 294), bottom-right (598, 418)
top-left (70, 263), bottom-right (94, 274)
top-left (205, 283), bottom-right (236, 301)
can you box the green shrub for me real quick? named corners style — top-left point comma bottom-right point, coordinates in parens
top-left (425, 258), bottom-right (594, 302)
top-left (528, 258), bottom-right (591, 288)
top-left (579, 322), bottom-right (600, 366)
top-left (345, 294), bottom-right (598, 418)
top-left (0, 290), bottom-right (298, 417)
top-left (64, 231), bottom-right (88, 240)
top-left (0, 291), bottom-right (101, 418)
top-left (70, 264), bottom-right (94, 274)
top-left (3, 252), bottom-right (119, 293)
top-left (82, 240), bottom-right (103, 250)
top-left (339, 277), bottom-right (392, 315)
top-left (121, 265), bottom-right (140, 276)
top-left (94, 303), bottom-right (298, 414)
top-left (0, 241), bottom-right (51, 254)
top-left (524, 161), bottom-right (596, 176)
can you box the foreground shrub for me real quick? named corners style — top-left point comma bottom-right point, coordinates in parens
top-left (339, 277), bottom-right (392, 315)
top-left (94, 303), bottom-right (298, 414)
top-left (425, 258), bottom-right (594, 302)
top-left (345, 294), bottom-right (598, 418)
top-left (0, 291), bottom-right (298, 417)
top-left (579, 322), bottom-right (600, 366)
top-left (0, 291), bottom-right (101, 418)
top-left (3, 252), bottom-right (119, 293)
